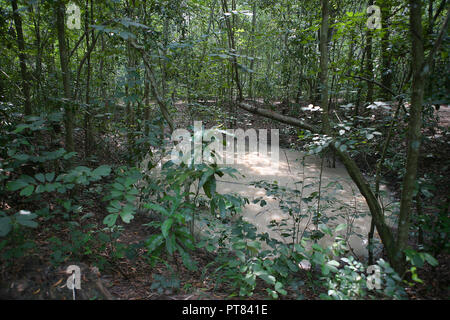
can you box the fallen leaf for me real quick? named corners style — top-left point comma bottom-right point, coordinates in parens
top-left (53, 278), bottom-right (63, 287)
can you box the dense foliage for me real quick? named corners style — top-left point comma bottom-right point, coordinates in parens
top-left (0, 0), bottom-right (448, 300)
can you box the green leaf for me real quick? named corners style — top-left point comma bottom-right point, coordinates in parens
top-left (256, 272), bottom-right (276, 285)
top-left (235, 250), bottom-right (246, 262)
top-left (45, 172), bottom-right (55, 182)
top-left (146, 234), bottom-right (164, 252)
top-left (203, 177), bottom-right (216, 199)
top-left (335, 223), bottom-right (347, 232)
top-left (20, 185), bottom-right (34, 196)
top-left (198, 168), bottom-right (214, 189)
top-left (92, 165), bottom-right (111, 177)
top-left (112, 182), bottom-right (125, 191)
top-left (339, 144), bottom-right (347, 152)
top-left (16, 218), bottom-right (38, 228)
top-left (120, 208), bottom-right (134, 224)
top-left (327, 260), bottom-right (340, 269)
top-left (13, 154), bottom-right (29, 161)
top-left (63, 152), bottom-right (78, 160)
top-left (423, 253), bottom-right (438, 267)
top-left (275, 282), bottom-right (287, 295)
top-left (35, 173), bottom-right (45, 183)
top-left (0, 217), bottom-right (12, 237)
top-left (144, 203), bottom-right (169, 216)
top-left (319, 224), bottom-right (332, 236)
top-left (103, 214), bottom-right (118, 227)
top-left (161, 218), bottom-right (173, 238)
top-left (218, 198), bottom-right (226, 217)
top-left (110, 200), bottom-right (121, 209)
top-left (177, 244), bottom-right (197, 271)
top-left (16, 212), bottom-right (38, 228)
top-left (13, 124), bottom-right (29, 133)
top-left (165, 233), bottom-right (176, 255)
top-left (7, 180), bottom-right (28, 191)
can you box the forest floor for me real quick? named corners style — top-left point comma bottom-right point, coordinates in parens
top-left (1, 102), bottom-right (448, 300)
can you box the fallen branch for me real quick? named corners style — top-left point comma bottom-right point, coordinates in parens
top-left (238, 102), bottom-right (320, 133)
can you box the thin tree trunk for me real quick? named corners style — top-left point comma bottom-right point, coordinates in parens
top-left (221, 0), bottom-right (243, 101)
top-left (395, 2), bottom-right (448, 274)
top-left (248, 0), bottom-right (257, 99)
top-left (380, 0), bottom-right (393, 100)
top-left (365, 0), bottom-right (374, 104)
top-left (395, 0), bottom-right (426, 275)
top-left (32, 2), bottom-right (43, 106)
top-left (84, 0), bottom-right (93, 156)
top-left (55, 0), bottom-right (74, 152)
top-left (11, 0), bottom-right (32, 116)
top-left (319, 0), bottom-right (330, 133)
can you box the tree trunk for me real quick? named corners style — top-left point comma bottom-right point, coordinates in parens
top-left (84, 0), bottom-right (93, 156)
top-left (248, 0), bottom-right (257, 99)
top-left (395, 0), bottom-right (426, 275)
top-left (319, 0), bottom-right (330, 133)
top-left (11, 0), bottom-right (32, 116)
top-left (380, 0), bottom-right (393, 100)
top-left (32, 2), bottom-right (43, 106)
top-left (365, 0), bottom-right (374, 104)
top-left (221, 0), bottom-right (243, 101)
top-left (55, 0), bottom-right (74, 152)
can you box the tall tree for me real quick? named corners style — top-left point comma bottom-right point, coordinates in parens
top-left (221, 0), bottom-right (243, 101)
top-left (320, 0), bottom-right (330, 133)
top-left (11, 0), bottom-right (32, 115)
top-left (55, 0), bottom-right (74, 152)
top-left (380, 0), bottom-right (393, 100)
top-left (396, 0), bottom-right (449, 274)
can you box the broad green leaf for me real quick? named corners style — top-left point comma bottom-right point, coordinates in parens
top-left (13, 124), bottom-right (29, 133)
top-left (63, 152), bottom-right (78, 160)
top-left (198, 168), bottom-right (214, 189)
top-left (120, 209), bottom-right (134, 224)
top-left (275, 282), bottom-right (287, 295)
top-left (45, 172), bottom-right (55, 182)
top-left (112, 182), bottom-right (125, 191)
top-left (161, 218), bottom-right (173, 238)
top-left (203, 177), bottom-right (216, 199)
top-left (35, 173), bottom-right (45, 183)
top-left (144, 203), bottom-right (169, 216)
top-left (13, 154), bottom-right (29, 161)
top-left (177, 244), bottom-right (197, 271)
top-left (146, 234), bottom-right (164, 252)
top-left (7, 180), bottom-right (28, 191)
top-left (165, 233), bottom-right (176, 255)
top-left (16, 218), bottom-right (38, 228)
top-left (20, 185), bottom-right (34, 196)
top-left (92, 165), bottom-right (111, 177)
top-left (0, 217), bottom-right (12, 237)
top-left (257, 272), bottom-right (276, 285)
top-left (103, 213), bottom-right (118, 227)
top-left (235, 250), bottom-right (246, 262)
top-left (319, 223), bottom-right (332, 236)
top-left (335, 223), bottom-right (347, 232)
top-left (423, 253), bottom-right (438, 267)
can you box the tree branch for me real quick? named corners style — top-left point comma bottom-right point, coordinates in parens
top-left (238, 102), bottom-right (320, 133)
top-left (425, 9), bottom-right (449, 73)
top-left (130, 40), bottom-right (174, 133)
top-left (345, 74), bottom-right (398, 98)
